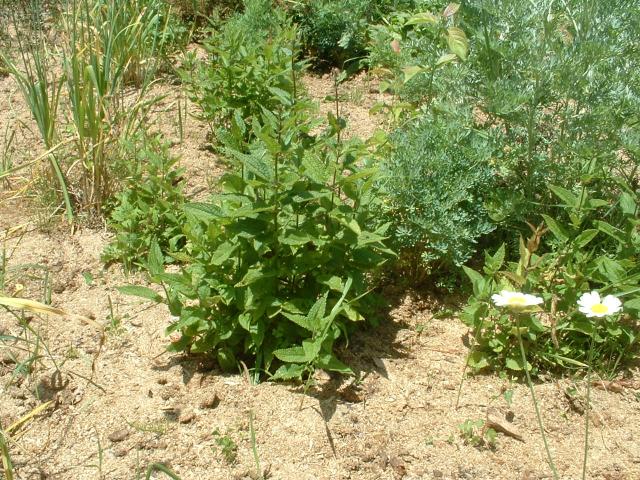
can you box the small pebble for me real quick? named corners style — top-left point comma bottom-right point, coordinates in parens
top-left (108, 429), bottom-right (130, 443)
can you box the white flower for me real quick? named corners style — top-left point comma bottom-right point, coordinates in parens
top-left (492, 290), bottom-right (543, 308)
top-left (577, 291), bottom-right (622, 318)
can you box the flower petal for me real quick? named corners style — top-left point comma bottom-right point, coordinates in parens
top-left (602, 295), bottom-right (622, 313)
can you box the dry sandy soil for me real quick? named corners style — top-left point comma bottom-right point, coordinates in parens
top-left (1, 67), bottom-right (640, 480)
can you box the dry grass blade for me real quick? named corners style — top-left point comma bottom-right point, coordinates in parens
top-left (0, 296), bottom-right (103, 331)
top-left (6, 401), bottom-right (54, 436)
top-left (0, 424), bottom-right (14, 480)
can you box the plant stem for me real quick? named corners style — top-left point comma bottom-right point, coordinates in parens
top-left (249, 410), bottom-right (263, 480)
top-left (515, 315), bottom-right (559, 480)
top-left (582, 331), bottom-right (596, 480)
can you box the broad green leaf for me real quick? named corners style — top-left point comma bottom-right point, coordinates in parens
top-left (307, 292), bottom-right (328, 331)
top-left (273, 346), bottom-right (310, 363)
top-left (573, 229), bottom-right (598, 248)
top-left (595, 221), bottom-right (626, 243)
top-left (405, 12), bottom-right (438, 26)
top-left (184, 202), bottom-right (222, 221)
top-left (211, 241), bottom-right (238, 265)
top-left (620, 192), bottom-right (637, 216)
top-left (270, 363), bottom-right (305, 380)
top-left (283, 312), bottom-right (312, 331)
top-left (549, 185), bottom-right (578, 208)
top-left (505, 357), bottom-right (527, 371)
top-left (302, 152), bottom-right (330, 184)
top-left (403, 65), bottom-right (424, 84)
top-left (435, 53), bottom-right (457, 67)
top-left (317, 275), bottom-right (344, 292)
top-left (316, 353), bottom-right (352, 375)
top-left (447, 27), bottom-right (468, 60)
top-left (483, 244), bottom-right (505, 275)
top-left (117, 285), bottom-right (163, 303)
top-left (624, 297), bottom-right (640, 311)
top-left (235, 268), bottom-right (275, 287)
top-left (597, 256), bottom-right (625, 283)
top-left (541, 214), bottom-right (569, 242)
top-left (147, 240), bottom-right (164, 277)
top-left (302, 338), bottom-right (322, 360)
top-left (462, 266), bottom-right (485, 297)
top-left (467, 351), bottom-right (489, 369)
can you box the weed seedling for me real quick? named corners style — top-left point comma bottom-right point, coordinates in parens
top-left (212, 429), bottom-right (237, 464)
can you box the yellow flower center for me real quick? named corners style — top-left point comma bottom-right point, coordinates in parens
top-left (507, 296), bottom-right (527, 305)
top-left (591, 303), bottom-right (608, 314)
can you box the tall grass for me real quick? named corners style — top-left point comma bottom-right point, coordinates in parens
top-left (61, 0), bottom-right (170, 213)
top-left (2, 0), bottom-right (172, 219)
top-left (1, 23), bottom-right (73, 220)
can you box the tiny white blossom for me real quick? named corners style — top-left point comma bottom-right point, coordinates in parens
top-left (491, 290), bottom-right (543, 308)
top-left (577, 291), bottom-right (622, 318)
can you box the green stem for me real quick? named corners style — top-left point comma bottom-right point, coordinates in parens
top-left (582, 331), bottom-right (596, 480)
top-left (515, 315), bottom-right (559, 480)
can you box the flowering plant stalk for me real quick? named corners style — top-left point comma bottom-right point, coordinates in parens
top-left (492, 292), bottom-right (559, 480)
top-left (577, 291), bottom-right (622, 480)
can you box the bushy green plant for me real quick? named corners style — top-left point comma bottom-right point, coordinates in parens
top-left (462, 0), bottom-right (640, 227)
top-left (379, 116), bottom-right (496, 272)
top-left (184, 0), bottom-right (302, 142)
top-left (462, 182), bottom-right (640, 376)
top-left (103, 137), bottom-right (186, 272)
top-left (291, 0), bottom-right (417, 69)
top-left (124, 69), bottom-right (393, 381)
top-left (367, 2), bottom-right (472, 104)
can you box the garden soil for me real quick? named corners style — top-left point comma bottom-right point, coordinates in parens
top-left (1, 71), bottom-right (640, 480)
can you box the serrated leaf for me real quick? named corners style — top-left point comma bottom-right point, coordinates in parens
top-left (483, 244), bottom-right (505, 275)
top-left (211, 241), bottom-right (238, 265)
top-left (235, 268), bottom-right (275, 287)
top-left (184, 202), bottom-right (222, 221)
top-left (435, 53), bottom-right (457, 67)
top-left (595, 220), bottom-right (626, 243)
top-left (467, 350), bottom-right (489, 370)
top-left (302, 151), bottom-right (330, 184)
top-left (505, 357), bottom-right (524, 371)
top-left (406, 12), bottom-right (438, 26)
top-left (443, 2), bottom-right (460, 17)
top-left (623, 297), bottom-right (640, 311)
top-left (147, 240), bottom-right (164, 276)
top-left (403, 65), bottom-right (424, 84)
top-left (270, 363), bottom-right (305, 380)
top-left (573, 229), bottom-right (598, 248)
top-left (283, 312), bottom-right (313, 331)
top-left (273, 346), bottom-right (311, 363)
top-left (549, 185), bottom-right (578, 208)
top-left (447, 27), bottom-right (468, 60)
top-left (117, 285), bottom-right (163, 303)
top-left (307, 292), bottom-right (328, 331)
top-left (541, 214), bottom-right (569, 242)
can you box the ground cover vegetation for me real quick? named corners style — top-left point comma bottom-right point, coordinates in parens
top-left (1, 0), bottom-right (639, 477)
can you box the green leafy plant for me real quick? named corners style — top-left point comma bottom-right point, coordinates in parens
top-left (183, 0), bottom-right (300, 142)
top-left (367, 2), bottom-right (471, 105)
top-left (458, 418), bottom-right (496, 449)
top-left (212, 429), bottom-right (238, 464)
top-left (103, 136), bottom-right (186, 272)
top-left (461, 182), bottom-right (640, 376)
top-left (123, 58), bottom-right (392, 381)
top-left (379, 115), bottom-right (496, 275)
top-left (291, 0), bottom-right (417, 69)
